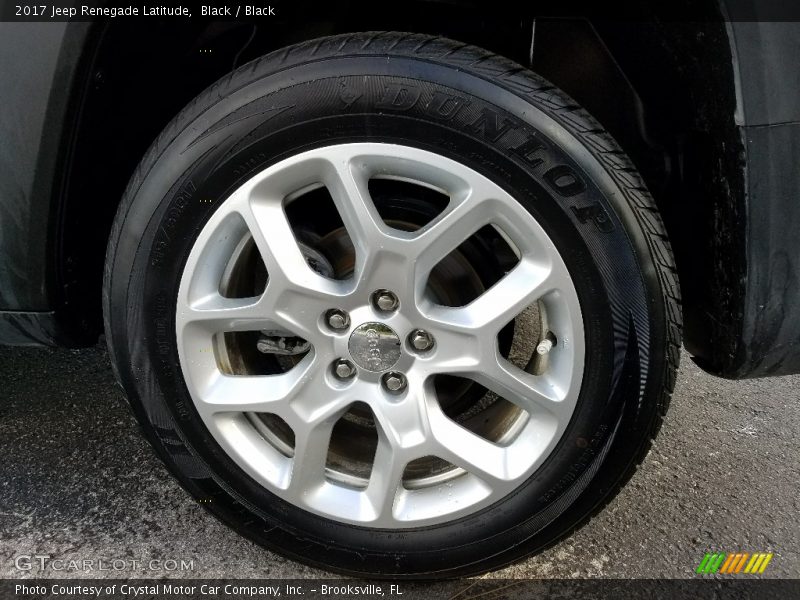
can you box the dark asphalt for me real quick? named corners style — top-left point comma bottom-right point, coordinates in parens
top-left (0, 344), bottom-right (798, 579)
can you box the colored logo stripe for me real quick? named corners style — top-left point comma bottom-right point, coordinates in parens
top-left (745, 552), bottom-right (773, 573)
top-left (697, 553), bottom-right (726, 574)
top-left (696, 552), bottom-right (773, 574)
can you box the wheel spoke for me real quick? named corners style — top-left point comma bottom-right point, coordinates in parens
top-left (322, 156), bottom-right (421, 293)
top-left (324, 158), bottom-right (388, 253)
top-left (371, 383), bottom-right (431, 452)
top-left (365, 434), bottom-right (407, 520)
top-left (288, 419), bottom-right (337, 495)
top-left (472, 352), bottom-right (569, 419)
top-left (232, 192), bottom-right (353, 341)
top-left (470, 260), bottom-right (553, 332)
top-left (234, 192), bottom-right (346, 303)
top-left (428, 259), bottom-right (553, 338)
top-left (427, 404), bottom-right (511, 486)
top-left (235, 197), bottom-right (304, 282)
top-left (179, 294), bottom-right (275, 334)
top-left (411, 187), bottom-right (493, 277)
top-left (194, 354), bottom-right (317, 416)
top-left (286, 374), bottom-right (354, 495)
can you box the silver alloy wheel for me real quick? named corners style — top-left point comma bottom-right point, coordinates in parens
top-left (175, 143), bottom-right (585, 528)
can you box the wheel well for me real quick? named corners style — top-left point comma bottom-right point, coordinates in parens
top-left (57, 5), bottom-right (741, 352)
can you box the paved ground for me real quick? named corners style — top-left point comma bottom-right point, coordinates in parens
top-left (0, 344), bottom-right (797, 580)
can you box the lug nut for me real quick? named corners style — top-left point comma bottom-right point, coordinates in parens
top-left (333, 359), bottom-right (356, 380)
top-left (372, 289), bottom-right (399, 313)
top-left (409, 329), bottom-right (435, 352)
top-left (382, 372), bottom-right (407, 394)
top-left (326, 309), bottom-right (350, 330)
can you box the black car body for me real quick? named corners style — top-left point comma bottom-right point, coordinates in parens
top-left (0, 3), bottom-right (798, 380)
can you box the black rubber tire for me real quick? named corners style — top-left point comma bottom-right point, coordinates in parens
top-left (103, 32), bottom-right (682, 579)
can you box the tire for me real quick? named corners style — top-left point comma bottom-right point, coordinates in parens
top-left (103, 32), bottom-right (682, 578)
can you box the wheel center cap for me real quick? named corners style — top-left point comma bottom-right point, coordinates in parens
top-left (348, 322), bottom-right (402, 372)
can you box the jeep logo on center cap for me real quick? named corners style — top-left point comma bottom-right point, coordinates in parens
top-left (348, 322), bottom-right (402, 372)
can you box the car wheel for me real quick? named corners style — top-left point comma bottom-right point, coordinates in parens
top-left (103, 32), bottom-right (681, 578)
